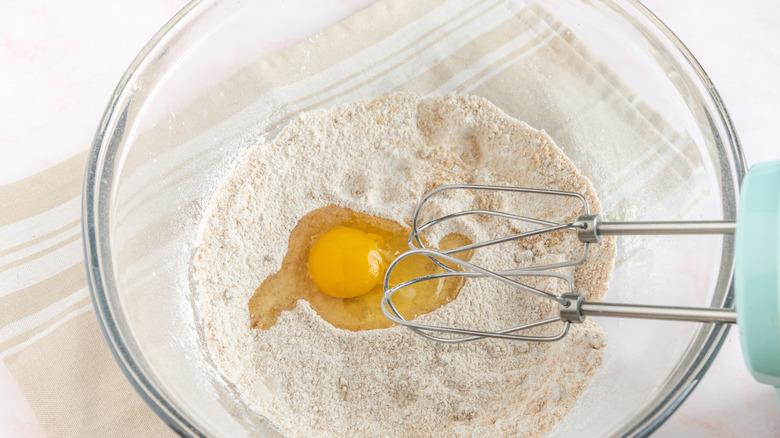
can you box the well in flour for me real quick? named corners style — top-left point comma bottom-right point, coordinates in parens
top-left (193, 92), bottom-right (616, 437)
top-left (247, 204), bottom-right (473, 332)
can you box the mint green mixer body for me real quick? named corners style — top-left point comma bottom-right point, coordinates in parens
top-left (735, 160), bottom-right (780, 399)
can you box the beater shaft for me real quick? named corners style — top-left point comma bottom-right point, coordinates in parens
top-left (581, 301), bottom-right (737, 323)
top-left (576, 216), bottom-right (735, 243)
top-left (560, 294), bottom-right (736, 324)
top-left (597, 220), bottom-right (736, 236)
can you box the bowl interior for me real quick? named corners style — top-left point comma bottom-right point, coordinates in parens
top-left (85, 0), bottom-right (742, 436)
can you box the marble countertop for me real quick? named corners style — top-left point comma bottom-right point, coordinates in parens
top-left (1, 0), bottom-right (779, 436)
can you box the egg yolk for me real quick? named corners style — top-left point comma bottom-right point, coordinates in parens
top-left (308, 227), bottom-right (387, 298)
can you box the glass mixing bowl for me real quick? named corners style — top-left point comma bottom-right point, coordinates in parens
top-left (83, 0), bottom-right (744, 436)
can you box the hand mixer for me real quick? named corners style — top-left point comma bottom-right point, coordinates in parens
top-left (381, 161), bottom-right (780, 395)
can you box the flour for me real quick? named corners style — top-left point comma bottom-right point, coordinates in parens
top-left (193, 93), bottom-right (616, 437)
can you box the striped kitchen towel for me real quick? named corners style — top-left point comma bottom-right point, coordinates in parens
top-left (0, 0), bottom-right (704, 436)
top-left (0, 151), bottom-right (176, 437)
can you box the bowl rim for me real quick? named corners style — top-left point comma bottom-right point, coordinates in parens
top-left (82, 0), bottom-right (747, 436)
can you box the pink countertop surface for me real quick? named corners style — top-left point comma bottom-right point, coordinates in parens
top-left (1, 0), bottom-right (779, 436)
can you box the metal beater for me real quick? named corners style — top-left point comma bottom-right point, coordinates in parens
top-left (380, 184), bottom-right (738, 343)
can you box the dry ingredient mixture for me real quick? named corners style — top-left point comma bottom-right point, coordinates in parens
top-left (193, 93), bottom-right (616, 437)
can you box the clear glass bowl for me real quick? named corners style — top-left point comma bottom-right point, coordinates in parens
top-left (83, 0), bottom-right (745, 436)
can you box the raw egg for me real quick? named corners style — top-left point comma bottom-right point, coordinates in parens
top-left (248, 205), bottom-right (472, 331)
top-left (307, 227), bottom-right (386, 299)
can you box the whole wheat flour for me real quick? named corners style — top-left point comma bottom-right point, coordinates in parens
top-left (193, 92), bottom-right (616, 437)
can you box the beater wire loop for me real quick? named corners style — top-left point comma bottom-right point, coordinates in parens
top-left (381, 247), bottom-right (573, 342)
top-left (409, 184), bottom-right (592, 273)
